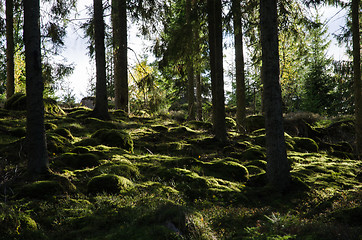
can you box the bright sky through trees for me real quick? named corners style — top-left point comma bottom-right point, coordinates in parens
top-left (60, 0), bottom-right (348, 102)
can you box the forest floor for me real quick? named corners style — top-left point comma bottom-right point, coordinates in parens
top-left (0, 99), bottom-right (361, 239)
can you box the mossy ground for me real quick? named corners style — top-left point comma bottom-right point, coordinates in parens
top-left (0, 108), bottom-right (361, 239)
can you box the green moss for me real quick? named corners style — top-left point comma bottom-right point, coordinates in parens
top-left (294, 137), bottom-right (319, 152)
top-left (241, 146), bottom-right (266, 160)
top-left (4, 92), bottom-right (26, 110)
top-left (75, 138), bottom-right (100, 147)
top-left (246, 160), bottom-right (267, 170)
top-left (184, 120), bottom-right (213, 131)
top-left (91, 129), bottom-right (133, 152)
top-left (225, 117), bottom-right (237, 130)
top-left (54, 152), bottom-right (101, 169)
top-left (47, 132), bottom-right (72, 153)
top-left (45, 122), bottom-right (58, 130)
top-left (84, 117), bottom-right (122, 130)
top-left (169, 126), bottom-right (197, 135)
top-left (71, 146), bottom-right (91, 154)
top-left (44, 98), bottom-right (65, 115)
top-left (9, 127), bottom-right (26, 137)
top-left (151, 124), bottom-right (169, 132)
top-left (52, 127), bottom-right (74, 140)
top-left (66, 107), bottom-right (92, 119)
top-left (93, 162), bottom-right (140, 179)
top-left (244, 115), bottom-right (265, 132)
top-left (203, 159), bottom-right (249, 182)
top-left (87, 174), bottom-right (133, 194)
top-left (18, 180), bottom-right (63, 198)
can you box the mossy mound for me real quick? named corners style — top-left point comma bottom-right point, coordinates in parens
top-left (54, 152), bottom-right (101, 169)
top-left (45, 122), bottom-right (58, 130)
top-left (18, 180), bottom-right (64, 199)
top-left (111, 109), bottom-right (129, 119)
top-left (74, 138), bottom-right (100, 147)
top-left (151, 124), bottom-right (169, 132)
top-left (93, 162), bottom-right (140, 179)
top-left (246, 160), bottom-right (267, 170)
top-left (4, 92), bottom-right (27, 111)
top-left (202, 159), bottom-right (249, 182)
top-left (87, 174), bottom-right (133, 194)
top-left (71, 146), bottom-right (92, 154)
top-left (66, 107), bottom-right (92, 119)
top-left (169, 126), bottom-right (197, 136)
top-left (225, 117), bottom-right (237, 130)
top-left (244, 115), bottom-right (265, 132)
top-left (52, 127), bottom-right (74, 140)
top-left (293, 137), bottom-right (319, 152)
top-left (8, 127), bottom-right (26, 137)
top-left (4, 93), bottom-right (65, 115)
top-left (241, 146), bottom-right (266, 160)
top-left (84, 117), bottom-right (122, 130)
top-left (184, 120), bottom-right (213, 131)
top-left (47, 132), bottom-right (72, 154)
top-left (91, 129), bottom-right (133, 152)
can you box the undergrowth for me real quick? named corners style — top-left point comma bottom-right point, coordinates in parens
top-left (0, 108), bottom-right (361, 239)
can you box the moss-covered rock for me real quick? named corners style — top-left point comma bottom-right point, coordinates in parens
top-left (18, 180), bottom-right (63, 199)
top-left (75, 138), bottom-right (100, 147)
top-left (53, 127), bottom-right (74, 140)
top-left (203, 159), bottom-right (249, 182)
top-left (9, 127), bottom-right (26, 137)
top-left (84, 117), bottom-right (121, 130)
top-left (184, 120), bottom-right (213, 131)
top-left (246, 160), bottom-right (267, 170)
top-left (225, 117), bottom-right (237, 130)
top-left (87, 174), bottom-right (133, 194)
top-left (294, 137), bottom-right (319, 152)
top-left (91, 129), bottom-right (133, 152)
top-left (45, 122), bottom-right (58, 131)
top-left (66, 107), bottom-right (92, 119)
top-left (4, 93), bottom-right (65, 115)
top-left (244, 115), bottom-right (265, 132)
top-left (93, 162), bottom-right (140, 179)
top-left (71, 146), bottom-right (91, 154)
top-left (54, 152), bottom-right (101, 169)
top-left (47, 132), bottom-right (72, 154)
top-left (241, 146), bottom-right (266, 160)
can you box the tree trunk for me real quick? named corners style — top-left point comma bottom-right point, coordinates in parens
top-left (352, 0), bottom-right (362, 156)
top-left (6, 0), bottom-right (14, 99)
top-left (186, 0), bottom-right (195, 120)
top-left (232, 0), bottom-right (246, 131)
top-left (260, 0), bottom-right (290, 191)
top-left (112, 0), bottom-right (129, 113)
top-left (92, 0), bottom-right (110, 120)
top-left (208, 0), bottom-right (227, 142)
top-left (196, 71), bottom-right (203, 121)
top-left (24, 0), bottom-right (49, 175)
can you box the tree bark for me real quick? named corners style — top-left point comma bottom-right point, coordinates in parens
top-left (208, 0), bottom-right (227, 142)
top-left (260, 0), bottom-right (290, 191)
top-left (232, 0), bottom-right (246, 131)
top-left (352, 0), bottom-right (362, 156)
top-left (112, 0), bottom-right (129, 113)
top-left (196, 71), bottom-right (203, 121)
top-left (92, 0), bottom-right (110, 120)
top-left (186, 0), bottom-right (195, 120)
top-left (6, 0), bottom-right (14, 99)
top-left (24, 0), bottom-right (49, 175)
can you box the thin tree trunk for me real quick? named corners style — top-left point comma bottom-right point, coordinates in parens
top-left (24, 0), bottom-right (49, 175)
top-left (92, 0), bottom-right (110, 120)
top-left (186, 0), bottom-right (195, 120)
top-left (232, 0), bottom-right (246, 131)
top-left (352, 0), bottom-right (362, 156)
top-left (113, 0), bottom-right (129, 113)
top-left (208, 0), bottom-right (227, 142)
top-left (196, 71), bottom-right (203, 121)
top-left (6, 0), bottom-right (14, 99)
top-left (260, 0), bottom-right (290, 191)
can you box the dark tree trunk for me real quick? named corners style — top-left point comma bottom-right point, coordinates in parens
top-left (232, 0), bottom-right (246, 131)
top-left (196, 71), bottom-right (203, 121)
top-left (352, 0), bottom-right (362, 156)
top-left (260, 0), bottom-right (290, 191)
top-left (92, 0), bottom-right (110, 120)
top-left (6, 0), bottom-right (14, 99)
top-left (112, 0), bottom-right (129, 113)
top-left (24, 0), bottom-right (49, 175)
top-left (208, 0), bottom-right (227, 142)
top-left (186, 0), bottom-right (195, 120)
